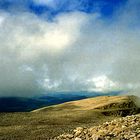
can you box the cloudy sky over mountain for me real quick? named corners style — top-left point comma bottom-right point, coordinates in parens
top-left (0, 0), bottom-right (140, 96)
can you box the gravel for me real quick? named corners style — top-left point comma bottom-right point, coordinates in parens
top-left (53, 114), bottom-right (140, 140)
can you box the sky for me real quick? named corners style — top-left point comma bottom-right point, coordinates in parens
top-left (0, 0), bottom-right (140, 97)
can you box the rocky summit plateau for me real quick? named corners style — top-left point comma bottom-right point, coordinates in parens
top-left (0, 95), bottom-right (140, 140)
top-left (54, 114), bottom-right (140, 140)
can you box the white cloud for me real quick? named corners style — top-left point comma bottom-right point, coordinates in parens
top-left (0, 11), bottom-right (90, 96)
top-left (0, 12), bottom-right (6, 26)
top-left (0, 0), bottom-right (140, 96)
top-left (33, 0), bottom-right (56, 7)
top-left (0, 12), bottom-right (86, 60)
top-left (0, 17), bottom-right (4, 26)
top-left (86, 75), bottom-right (117, 92)
top-left (42, 78), bottom-right (61, 90)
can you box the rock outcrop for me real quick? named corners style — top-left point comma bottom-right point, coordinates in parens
top-left (53, 114), bottom-right (140, 140)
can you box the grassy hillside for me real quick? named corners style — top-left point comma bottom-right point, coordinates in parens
top-left (0, 91), bottom-right (122, 112)
top-left (33, 95), bottom-right (140, 116)
top-left (0, 95), bottom-right (140, 139)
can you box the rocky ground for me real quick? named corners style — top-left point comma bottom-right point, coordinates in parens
top-left (53, 114), bottom-right (140, 140)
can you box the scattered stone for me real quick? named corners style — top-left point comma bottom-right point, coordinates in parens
top-left (75, 137), bottom-right (82, 140)
top-left (53, 114), bottom-right (140, 140)
top-left (74, 127), bottom-right (84, 137)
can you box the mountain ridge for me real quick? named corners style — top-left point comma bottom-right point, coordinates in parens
top-left (32, 95), bottom-right (140, 117)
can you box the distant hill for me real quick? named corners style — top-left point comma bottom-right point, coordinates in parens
top-left (0, 95), bottom-right (86, 112)
top-left (0, 91), bottom-right (122, 112)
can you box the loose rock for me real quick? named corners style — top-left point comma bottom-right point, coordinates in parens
top-left (53, 114), bottom-right (140, 140)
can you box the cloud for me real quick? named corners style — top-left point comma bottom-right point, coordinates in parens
top-left (33, 0), bottom-right (56, 7)
top-left (0, 0), bottom-right (140, 97)
top-left (0, 11), bottom-right (90, 96)
top-left (86, 75), bottom-right (117, 92)
top-left (0, 16), bottom-right (4, 25)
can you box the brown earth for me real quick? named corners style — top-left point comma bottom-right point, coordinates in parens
top-left (0, 95), bottom-right (140, 140)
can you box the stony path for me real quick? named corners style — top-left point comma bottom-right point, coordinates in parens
top-left (53, 114), bottom-right (140, 140)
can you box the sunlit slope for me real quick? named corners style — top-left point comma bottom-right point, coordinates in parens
top-left (0, 95), bottom-right (140, 139)
top-left (32, 95), bottom-right (140, 116)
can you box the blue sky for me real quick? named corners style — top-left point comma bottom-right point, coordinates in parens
top-left (0, 0), bottom-right (127, 19)
top-left (0, 0), bottom-right (140, 97)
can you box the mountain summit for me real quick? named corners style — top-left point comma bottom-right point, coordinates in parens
top-left (0, 95), bottom-right (140, 139)
top-left (32, 95), bottom-right (140, 117)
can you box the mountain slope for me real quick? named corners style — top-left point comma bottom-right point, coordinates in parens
top-left (0, 95), bottom-right (140, 140)
top-left (0, 91), bottom-right (122, 112)
top-left (32, 95), bottom-right (140, 116)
